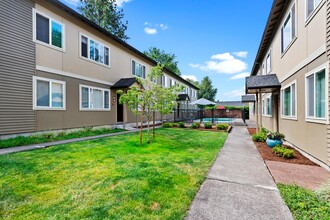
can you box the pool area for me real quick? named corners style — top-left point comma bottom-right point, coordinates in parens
top-left (202, 118), bottom-right (233, 123)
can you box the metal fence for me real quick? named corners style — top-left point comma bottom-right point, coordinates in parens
top-left (173, 109), bottom-right (202, 122)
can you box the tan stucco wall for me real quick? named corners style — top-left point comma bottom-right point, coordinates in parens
top-left (36, 71), bottom-right (116, 131)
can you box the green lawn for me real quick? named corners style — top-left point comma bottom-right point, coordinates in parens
top-left (278, 184), bottom-right (330, 220)
top-left (0, 128), bottom-right (124, 149)
top-left (0, 129), bottom-right (227, 219)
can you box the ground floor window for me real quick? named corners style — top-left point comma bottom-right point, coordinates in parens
top-left (306, 68), bottom-right (326, 120)
top-left (34, 76), bottom-right (65, 110)
top-left (281, 81), bottom-right (296, 118)
top-left (263, 96), bottom-right (272, 116)
top-left (80, 85), bottom-right (110, 110)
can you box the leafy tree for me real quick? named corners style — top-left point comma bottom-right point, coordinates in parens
top-left (185, 78), bottom-right (200, 88)
top-left (117, 64), bottom-right (181, 146)
top-left (198, 76), bottom-right (217, 101)
top-left (79, 0), bottom-right (129, 41)
top-left (144, 47), bottom-right (181, 75)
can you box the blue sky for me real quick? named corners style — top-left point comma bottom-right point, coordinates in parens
top-left (61, 0), bottom-right (272, 101)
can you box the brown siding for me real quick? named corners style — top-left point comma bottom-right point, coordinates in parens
top-left (36, 71), bottom-right (116, 131)
top-left (0, 0), bottom-right (36, 135)
top-left (327, 0), bottom-right (330, 166)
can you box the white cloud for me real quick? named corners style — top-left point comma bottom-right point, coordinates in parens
top-left (159, 24), bottom-right (168, 30)
top-left (115, 0), bottom-right (132, 7)
top-left (230, 72), bottom-right (250, 80)
top-left (233, 51), bottom-right (248, 58)
top-left (223, 87), bottom-right (245, 99)
top-left (190, 52), bottom-right (248, 74)
top-left (144, 27), bottom-right (157, 35)
top-left (182, 75), bottom-right (198, 82)
top-left (211, 53), bottom-right (234, 61)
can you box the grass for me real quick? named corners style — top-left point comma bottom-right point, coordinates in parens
top-left (278, 184), bottom-right (330, 220)
top-left (0, 128), bottom-right (227, 219)
top-left (0, 127), bottom-right (124, 149)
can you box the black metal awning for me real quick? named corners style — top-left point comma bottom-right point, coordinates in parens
top-left (241, 95), bottom-right (256, 103)
top-left (176, 94), bottom-right (190, 101)
top-left (245, 74), bottom-right (281, 94)
top-left (111, 77), bottom-right (137, 89)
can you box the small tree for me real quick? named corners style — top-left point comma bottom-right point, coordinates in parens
top-left (117, 64), bottom-right (182, 145)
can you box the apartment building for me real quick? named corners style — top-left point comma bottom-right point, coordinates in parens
top-left (246, 0), bottom-right (330, 167)
top-left (0, 0), bottom-right (199, 136)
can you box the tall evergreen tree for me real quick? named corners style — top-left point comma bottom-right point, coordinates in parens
top-left (144, 47), bottom-right (181, 75)
top-left (198, 76), bottom-right (217, 101)
top-left (79, 0), bottom-right (129, 41)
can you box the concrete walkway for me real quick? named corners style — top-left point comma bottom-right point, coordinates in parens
top-left (186, 126), bottom-right (293, 220)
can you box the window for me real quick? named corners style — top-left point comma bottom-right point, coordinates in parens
top-left (161, 75), bottom-right (166, 87)
top-left (263, 96), bottom-right (272, 116)
top-left (80, 34), bottom-right (110, 66)
top-left (306, 69), bottom-right (326, 120)
top-left (34, 10), bottom-right (64, 49)
top-left (266, 52), bottom-right (271, 74)
top-left (281, 82), bottom-right (296, 118)
top-left (281, 3), bottom-right (296, 53)
top-left (306, 0), bottom-right (321, 19)
top-left (132, 60), bottom-right (146, 79)
top-left (80, 85), bottom-right (110, 110)
top-left (262, 64), bottom-right (265, 75)
top-left (169, 79), bottom-right (173, 87)
top-left (34, 77), bottom-right (65, 110)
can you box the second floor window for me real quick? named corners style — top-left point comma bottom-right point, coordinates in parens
top-left (266, 52), bottom-right (271, 74)
top-left (306, 0), bottom-right (321, 19)
top-left (81, 35), bottom-right (110, 66)
top-left (132, 60), bottom-right (146, 79)
top-left (34, 11), bottom-right (64, 49)
top-left (281, 3), bottom-right (296, 53)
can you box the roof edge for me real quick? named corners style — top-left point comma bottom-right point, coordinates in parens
top-left (46, 0), bottom-right (199, 90)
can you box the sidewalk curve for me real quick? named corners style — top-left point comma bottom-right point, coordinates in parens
top-left (185, 126), bottom-right (293, 220)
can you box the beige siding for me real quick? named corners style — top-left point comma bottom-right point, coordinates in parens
top-left (35, 71), bottom-right (116, 131)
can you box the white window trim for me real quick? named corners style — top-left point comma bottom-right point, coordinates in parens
top-left (266, 50), bottom-right (272, 74)
top-left (305, 0), bottom-right (324, 23)
top-left (32, 8), bottom-right (65, 52)
top-left (263, 94), bottom-right (272, 117)
top-left (281, 80), bottom-right (297, 120)
top-left (163, 75), bottom-right (168, 87)
top-left (280, 1), bottom-right (297, 55)
top-left (131, 59), bottom-right (147, 80)
top-left (79, 84), bottom-right (111, 111)
top-left (79, 32), bottom-right (111, 68)
top-left (33, 76), bottom-right (66, 110)
top-left (304, 63), bottom-right (328, 124)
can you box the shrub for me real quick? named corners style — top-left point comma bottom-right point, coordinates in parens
top-left (83, 127), bottom-right (93, 132)
top-left (162, 123), bottom-right (173, 128)
top-left (57, 131), bottom-right (66, 137)
top-left (272, 145), bottom-right (294, 158)
top-left (178, 122), bottom-right (186, 128)
top-left (190, 123), bottom-right (199, 129)
top-left (216, 124), bottom-right (229, 130)
top-left (204, 122), bottom-right (213, 129)
top-left (171, 123), bottom-right (179, 128)
top-left (195, 122), bottom-right (201, 128)
top-left (260, 127), bottom-right (268, 134)
top-left (316, 181), bottom-right (330, 202)
top-left (252, 133), bottom-right (266, 142)
top-left (42, 132), bottom-right (55, 141)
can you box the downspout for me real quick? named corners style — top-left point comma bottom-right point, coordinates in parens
top-left (256, 91), bottom-right (259, 133)
top-left (259, 89), bottom-right (263, 129)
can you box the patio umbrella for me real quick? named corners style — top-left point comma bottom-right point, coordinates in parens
top-left (189, 98), bottom-right (216, 106)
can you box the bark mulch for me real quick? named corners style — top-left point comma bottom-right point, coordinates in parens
top-left (247, 128), bottom-right (318, 166)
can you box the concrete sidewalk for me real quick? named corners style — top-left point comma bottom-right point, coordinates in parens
top-left (185, 126), bottom-right (293, 220)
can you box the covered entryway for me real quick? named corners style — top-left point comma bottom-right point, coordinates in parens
top-left (245, 74), bottom-right (281, 132)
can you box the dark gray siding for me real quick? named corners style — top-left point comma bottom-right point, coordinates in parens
top-left (0, 0), bottom-right (36, 135)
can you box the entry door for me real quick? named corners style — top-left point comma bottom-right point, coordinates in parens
top-left (117, 94), bottom-right (123, 122)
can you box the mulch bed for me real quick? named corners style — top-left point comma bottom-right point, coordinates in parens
top-left (247, 128), bottom-right (318, 166)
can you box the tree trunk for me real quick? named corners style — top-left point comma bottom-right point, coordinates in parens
top-left (153, 111), bottom-right (155, 140)
top-left (147, 117), bottom-right (150, 144)
top-left (140, 114), bottom-right (143, 146)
